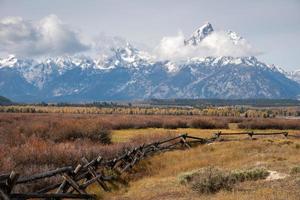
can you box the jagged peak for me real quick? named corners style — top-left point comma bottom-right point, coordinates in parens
top-left (0, 54), bottom-right (17, 67)
top-left (184, 23), bottom-right (248, 48)
top-left (192, 22), bottom-right (214, 38)
top-left (0, 54), bottom-right (35, 68)
top-left (113, 42), bottom-right (139, 56)
top-left (109, 42), bottom-right (154, 68)
top-left (44, 55), bottom-right (94, 67)
top-left (184, 22), bottom-right (214, 45)
top-left (6, 54), bottom-right (17, 61)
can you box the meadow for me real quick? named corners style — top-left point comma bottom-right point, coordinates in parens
top-left (104, 138), bottom-right (300, 200)
top-left (0, 107), bottom-right (300, 199)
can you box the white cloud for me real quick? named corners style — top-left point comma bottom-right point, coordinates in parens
top-left (154, 30), bottom-right (260, 61)
top-left (0, 15), bottom-right (90, 57)
top-left (0, 15), bottom-right (260, 61)
top-left (92, 33), bottom-right (151, 57)
top-left (92, 33), bottom-right (128, 56)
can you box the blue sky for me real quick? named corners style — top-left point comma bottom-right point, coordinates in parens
top-left (0, 0), bottom-right (299, 70)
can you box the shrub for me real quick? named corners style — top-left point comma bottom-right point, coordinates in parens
top-left (226, 117), bottom-right (244, 123)
top-left (291, 166), bottom-right (300, 174)
top-left (162, 120), bottom-right (188, 129)
top-left (45, 120), bottom-right (112, 144)
top-left (179, 167), bottom-right (234, 194)
top-left (178, 167), bottom-right (269, 194)
top-left (93, 128), bottom-right (111, 144)
top-left (230, 168), bottom-right (269, 182)
top-left (190, 119), bottom-right (228, 129)
top-left (144, 120), bottom-right (163, 128)
top-left (238, 119), bottom-right (300, 130)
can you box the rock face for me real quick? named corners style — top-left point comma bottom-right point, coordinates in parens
top-left (0, 23), bottom-right (300, 102)
top-left (184, 22), bottom-right (214, 45)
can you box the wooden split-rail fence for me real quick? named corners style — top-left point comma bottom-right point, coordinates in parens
top-left (213, 131), bottom-right (289, 139)
top-left (0, 131), bottom-right (298, 200)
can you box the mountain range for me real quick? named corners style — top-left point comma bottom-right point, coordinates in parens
top-left (0, 23), bottom-right (299, 102)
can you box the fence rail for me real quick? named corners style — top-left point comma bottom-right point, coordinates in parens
top-left (213, 131), bottom-right (289, 138)
top-left (0, 131), bottom-right (298, 200)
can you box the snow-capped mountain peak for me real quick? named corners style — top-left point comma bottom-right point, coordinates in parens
top-left (0, 55), bottom-right (35, 68)
top-left (109, 43), bottom-right (154, 68)
top-left (184, 23), bottom-right (248, 48)
top-left (184, 22), bottom-right (214, 45)
top-left (0, 55), bottom-right (18, 68)
top-left (44, 56), bottom-right (97, 72)
top-left (115, 42), bottom-right (139, 62)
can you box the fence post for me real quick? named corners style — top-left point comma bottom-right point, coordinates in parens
top-left (0, 188), bottom-right (10, 200)
top-left (213, 131), bottom-right (221, 138)
top-left (56, 164), bottom-right (81, 194)
top-left (248, 131), bottom-right (254, 139)
top-left (7, 171), bottom-right (19, 194)
top-left (81, 157), bottom-right (110, 192)
top-left (180, 134), bottom-right (191, 149)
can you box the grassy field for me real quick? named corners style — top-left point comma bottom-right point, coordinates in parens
top-left (105, 129), bottom-right (300, 200)
top-left (111, 127), bottom-right (300, 142)
top-left (0, 112), bottom-right (300, 198)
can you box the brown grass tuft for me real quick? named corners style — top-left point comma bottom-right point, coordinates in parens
top-left (238, 118), bottom-right (300, 130)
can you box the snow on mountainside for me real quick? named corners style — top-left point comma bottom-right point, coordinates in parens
top-left (0, 55), bottom-right (35, 68)
top-left (189, 56), bottom-right (263, 67)
top-left (106, 43), bottom-right (155, 69)
top-left (0, 22), bottom-right (299, 102)
top-left (287, 70), bottom-right (300, 84)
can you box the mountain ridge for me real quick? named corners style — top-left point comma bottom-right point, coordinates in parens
top-left (0, 23), bottom-right (299, 102)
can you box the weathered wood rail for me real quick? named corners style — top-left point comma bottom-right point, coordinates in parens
top-left (213, 131), bottom-right (289, 139)
top-left (0, 131), bottom-right (298, 200)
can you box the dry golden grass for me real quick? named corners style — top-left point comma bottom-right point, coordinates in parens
top-left (1, 112), bottom-right (300, 198)
top-left (102, 136), bottom-right (300, 200)
top-left (111, 128), bottom-right (300, 143)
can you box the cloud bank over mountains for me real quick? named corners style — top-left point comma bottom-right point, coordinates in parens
top-left (0, 15), bottom-right (90, 57)
top-left (0, 15), bottom-right (259, 60)
top-left (154, 30), bottom-right (260, 61)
